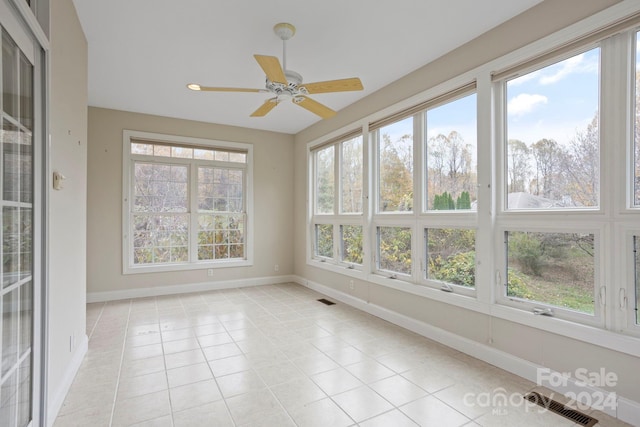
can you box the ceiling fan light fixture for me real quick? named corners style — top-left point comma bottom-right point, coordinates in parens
top-left (187, 83), bottom-right (201, 91)
top-left (273, 23), bottom-right (295, 41)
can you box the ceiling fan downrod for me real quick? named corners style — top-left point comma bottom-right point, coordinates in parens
top-left (273, 23), bottom-right (295, 71)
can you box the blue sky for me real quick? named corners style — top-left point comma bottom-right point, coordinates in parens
top-left (507, 47), bottom-right (600, 146)
top-left (379, 47), bottom-right (602, 151)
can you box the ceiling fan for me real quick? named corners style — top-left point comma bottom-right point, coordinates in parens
top-left (187, 23), bottom-right (364, 119)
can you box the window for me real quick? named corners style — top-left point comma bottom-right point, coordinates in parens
top-left (306, 16), bottom-right (640, 339)
top-left (425, 228), bottom-right (476, 289)
top-left (1, 21), bottom-right (39, 427)
top-left (341, 225), bottom-right (363, 265)
top-left (505, 231), bottom-right (595, 315)
top-left (377, 117), bottom-right (413, 212)
top-left (314, 224), bottom-right (333, 259)
top-left (505, 48), bottom-right (600, 210)
top-left (426, 93), bottom-right (477, 211)
top-left (310, 133), bottom-right (363, 268)
top-left (315, 145), bottom-right (334, 214)
top-left (341, 138), bottom-right (363, 214)
top-left (123, 131), bottom-right (252, 273)
top-left (377, 226), bottom-right (412, 277)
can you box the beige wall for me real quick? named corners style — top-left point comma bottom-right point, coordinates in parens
top-left (87, 107), bottom-right (294, 295)
top-left (293, 0), bottom-right (640, 405)
top-left (49, 0), bottom-right (88, 417)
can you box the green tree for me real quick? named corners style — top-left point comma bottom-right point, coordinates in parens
top-left (433, 192), bottom-right (455, 210)
top-left (456, 191), bottom-right (471, 209)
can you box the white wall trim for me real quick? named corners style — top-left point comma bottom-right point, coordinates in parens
top-left (86, 275), bottom-right (297, 303)
top-left (46, 334), bottom-right (88, 427)
top-left (292, 275), bottom-right (640, 425)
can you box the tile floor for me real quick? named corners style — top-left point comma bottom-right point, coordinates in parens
top-left (54, 283), bottom-right (631, 426)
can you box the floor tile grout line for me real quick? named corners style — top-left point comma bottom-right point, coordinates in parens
top-left (86, 301), bottom-right (106, 341)
top-left (108, 299), bottom-right (133, 427)
top-left (65, 283), bottom-right (613, 427)
top-left (189, 295), bottom-right (239, 427)
top-left (158, 295), bottom-right (177, 427)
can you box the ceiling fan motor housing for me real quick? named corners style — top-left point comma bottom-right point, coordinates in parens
top-left (265, 69), bottom-right (307, 99)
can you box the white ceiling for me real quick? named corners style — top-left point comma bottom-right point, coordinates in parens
top-left (72, 0), bottom-right (542, 135)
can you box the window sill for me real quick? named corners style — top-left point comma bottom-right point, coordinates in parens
top-left (123, 259), bottom-right (252, 275)
top-left (490, 304), bottom-right (640, 358)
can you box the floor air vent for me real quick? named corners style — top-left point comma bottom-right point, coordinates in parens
top-left (317, 298), bottom-right (336, 305)
top-left (523, 392), bottom-right (598, 427)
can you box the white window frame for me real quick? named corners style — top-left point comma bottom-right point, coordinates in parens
top-left (122, 130), bottom-right (253, 274)
top-left (420, 224), bottom-right (477, 297)
top-left (306, 3), bottom-right (640, 355)
top-left (493, 43), bottom-right (606, 325)
top-left (373, 221), bottom-right (415, 280)
top-left (309, 132), bottom-right (365, 275)
top-left (495, 45), bottom-right (604, 215)
top-left (494, 224), bottom-right (604, 327)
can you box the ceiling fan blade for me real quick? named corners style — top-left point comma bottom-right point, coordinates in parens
top-left (250, 98), bottom-right (279, 117)
top-left (301, 77), bottom-right (363, 94)
top-left (187, 84), bottom-right (263, 93)
top-left (294, 96), bottom-right (336, 119)
top-left (254, 55), bottom-right (287, 84)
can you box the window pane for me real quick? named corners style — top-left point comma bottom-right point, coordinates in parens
top-left (426, 228), bottom-right (476, 288)
top-left (194, 148), bottom-right (214, 160)
top-left (316, 146), bottom-right (334, 214)
top-left (229, 152), bottom-right (247, 163)
top-left (198, 167), bottom-right (244, 213)
top-left (506, 231), bottom-right (595, 314)
top-left (341, 136), bottom-right (363, 213)
top-left (426, 94), bottom-right (477, 211)
top-left (131, 143), bottom-right (154, 155)
top-left (378, 226), bottom-right (411, 275)
top-left (378, 117), bottom-right (413, 212)
top-left (153, 145), bottom-right (171, 157)
top-left (315, 224), bottom-right (333, 258)
top-left (132, 214), bottom-right (189, 264)
top-left (635, 236), bottom-right (640, 325)
top-left (214, 151), bottom-right (230, 162)
top-left (171, 146), bottom-right (193, 159)
top-left (635, 32), bottom-right (640, 207)
top-left (134, 163), bottom-right (188, 213)
top-left (2, 121), bottom-right (31, 203)
top-left (2, 29), bottom-right (18, 119)
top-left (341, 225), bottom-right (363, 265)
top-left (3, 206), bottom-right (19, 288)
top-left (197, 214), bottom-right (244, 260)
top-left (506, 48), bottom-right (600, 209)
top-left (19, 52), bottom-right (33, 131)
top-left (1, 288), bottom-right (18, 377)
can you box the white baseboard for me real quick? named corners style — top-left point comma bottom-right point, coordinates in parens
top-left (47, 334), bottom-right (88, 427)
top-left (292, 275), bottom-right (640, 426)
top-left (86, 275), bottom-right (296, 303)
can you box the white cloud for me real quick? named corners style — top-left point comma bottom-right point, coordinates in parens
top-left (508, 93), bottom-right (548, 116)
top-left (539, 53), bottom-right (594, 85)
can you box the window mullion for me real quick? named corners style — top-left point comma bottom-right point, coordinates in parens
top-left (361, 124), bottom-right (372, 276)
top-left (190, 164), bottom-right (198, 263)
top-left (476, 73), bottom-right (495, 304)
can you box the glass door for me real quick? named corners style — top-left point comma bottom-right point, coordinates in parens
top-left (1, 13), bottom-right (36, 427)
